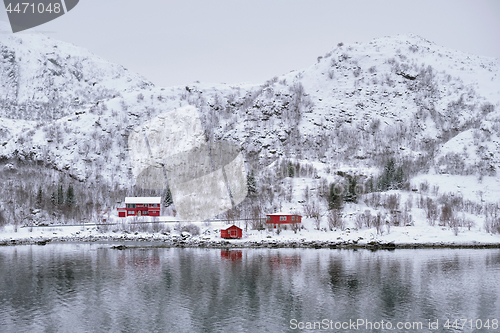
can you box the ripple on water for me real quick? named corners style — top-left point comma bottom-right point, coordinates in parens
top-left (0, 245), bottom-right (499, 333)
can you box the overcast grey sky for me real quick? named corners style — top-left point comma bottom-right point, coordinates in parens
top-left (1, 0), bottom-right (499, 87)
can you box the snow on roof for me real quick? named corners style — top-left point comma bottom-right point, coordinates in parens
top-left (125, 197), bottom-right (161, 204)
top-left (224, 225), bottom-right (242, 230)
top-left (267, 212), bottom-right (301, 216)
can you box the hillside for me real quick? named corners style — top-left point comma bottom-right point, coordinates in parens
top-left (0, 21), bottom-right (152, 122)
top-left (0, 28), bottom-right (499, 240)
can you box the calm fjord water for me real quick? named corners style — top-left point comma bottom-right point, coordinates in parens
top-left (0, 244), bottom-right (499, 333)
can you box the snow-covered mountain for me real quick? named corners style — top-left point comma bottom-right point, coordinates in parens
top-left (0, 21), bottom-right (152, 122)
top-left (207, 34), bottom-right (500, 174)
top-left (0, 26), bottom-right (499, 233)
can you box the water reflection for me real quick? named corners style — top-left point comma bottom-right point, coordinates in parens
top-left (221, 250), bottom-right (242, 261)
top-left (0, 246), bottom-right (499, 332)
top-left (269, 253), bottom-right (301, 269)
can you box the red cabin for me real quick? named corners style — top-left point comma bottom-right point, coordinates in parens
top-left (221, 225), bottom-right (242, 239)
top-left (117, 197), bottom-right (161, 217)
top-left (266, 213), bottom-right (302, 228)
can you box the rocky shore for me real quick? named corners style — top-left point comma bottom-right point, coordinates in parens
top-left (2, 231), bottom-right (500, 249)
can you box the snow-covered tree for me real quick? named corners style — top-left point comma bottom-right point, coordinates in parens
top-left (35, 186), bottom-right (43, 209)
top-left (247, 171), bottom-right (257, 196)
top-left (50, 192), bottom-right (57, 207)
top-left (164, 185), bottom-right (173, 207)
top-left (378, 158), bottom-right (396, 191)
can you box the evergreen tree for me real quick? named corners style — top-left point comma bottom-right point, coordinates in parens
top-left (287, 162), bottom-right (295, 178)
top-left (57, 185), bottom-right (64, 206)
top-left (344, 175), bottom-right (358, 203)
top-left (35, 186), bottom-right (43, 209)
top-left (377, 158), bottom-right (407, 191)
top-left (66, 185), bottom-right (75, 207)
top-left (328, 183), bottom-right (343, 210)
top-left (394, 166), bottom-right (405, 190)
top-left (247, 171), bottom-right (257, 196)
top-left (164, 185), bottom-right (173, 207)
top-left (378, 158), bottom-right (396, 191)
top-left (50, 192), bottom-right (57, 207)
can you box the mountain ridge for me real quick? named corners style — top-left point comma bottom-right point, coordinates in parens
top-left (0, 29), bottom-right (499, 230)
top-left (0, 21), bottom-right (153, 122)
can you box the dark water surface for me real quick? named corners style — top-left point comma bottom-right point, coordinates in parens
top-left (0, 244), bottom-right (499, 332)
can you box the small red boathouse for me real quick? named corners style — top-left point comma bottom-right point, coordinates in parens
top-left (221, 225), bottom-right (242, 239)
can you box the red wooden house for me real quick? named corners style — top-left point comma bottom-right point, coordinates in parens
top-left (117, 197), bottom-right (161, 217)
top-left (266, 213), bottom-right (302, 228)
top-left (221, 225), bottom-right (243, 239)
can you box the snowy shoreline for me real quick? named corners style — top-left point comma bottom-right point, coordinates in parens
top-left (2, 225), bottom-right (500, 249)
top-left (2, 238), bottom-right (500, 249)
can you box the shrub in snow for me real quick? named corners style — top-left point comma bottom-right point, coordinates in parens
top-left (139, 222), bottom-right (151, 233)
top-left (96, 222), bottom-right (110, 233)
top-left (419, 181), bottom-right (429, 193)
top-left (424, 198), bottom-right (438, 226)
top-left (391, 211), bottom-right (413, 227)
top-left (181, 224), bottom-right (200, 236)
top-left (327, 210), bottom-right (344, 231)
top-left (303, 202), bottom-right (321, 229)
top-left (439, 203), bottom-right (453, 227)
top-left (383, 194), bottom-right (400, 212)
top-left (484, 216), bottom-right (500, 234)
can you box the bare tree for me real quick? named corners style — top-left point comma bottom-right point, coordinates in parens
top-left (327, 210), bottom-right (344, 231)
top-left (425, 197), bottom-right (438, 226)
top-left (440, 203), bottom-right (453, 227)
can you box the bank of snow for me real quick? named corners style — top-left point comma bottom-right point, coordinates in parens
top-left (1, 215), bottom-right (500, 248)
